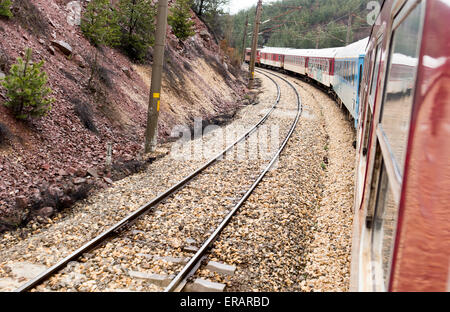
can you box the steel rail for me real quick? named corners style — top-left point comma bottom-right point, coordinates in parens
top-left (165, 69), bottom-right (302, 292)
top-left (15, 71), bottom-right (281, 292)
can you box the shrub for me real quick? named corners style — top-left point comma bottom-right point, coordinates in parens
top-left (81, 0), bottom-right (120, 47)
top-left (1, 48), bottom-right (54, 119)
top-left (0, 0), bottom-right (13, 18)
top-left (168, 0), bottom-right (195, 41)
top-left (81, 0), bottom-right (120, 88)
top-left (115, 0), bottom-right (156, 61)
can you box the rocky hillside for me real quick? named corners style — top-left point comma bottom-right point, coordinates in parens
top-left (0, 0), bottom-right (248, 231)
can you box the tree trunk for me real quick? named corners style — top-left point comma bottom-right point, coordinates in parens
top-left (198, 0), bottom-right (204, 16)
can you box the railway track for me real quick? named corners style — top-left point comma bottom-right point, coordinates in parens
top-left (15, 69), bottom-right (301, 292)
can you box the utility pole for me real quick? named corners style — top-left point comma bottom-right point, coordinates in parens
top-left (241, 14), bottom-right (249, 64)
top-left (145, 0), bottom-right (169, 153)
top-left (346, 13), bottom-right (353, 45)
top-left (316, 25), bottom-right (321, 49)
top-left (249, 0), bottom-right (263, 88)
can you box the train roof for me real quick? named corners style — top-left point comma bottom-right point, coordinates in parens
top-left (283, 47), bottom-right (342, 58)
top-left (259, 47), bottom-right (293, 54)
top-left (335, 37), bottom-right (369, 59)
top-left (309, 47), bottom-right (342, 58)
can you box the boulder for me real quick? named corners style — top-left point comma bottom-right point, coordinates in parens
top-left (73, 54), bottom-right (86, 68)
top-left (51, 40), bottom-right (73, 56)
top-left (30, 189), bottom-right (43, 206)
top-left (47, 46), bottom-right (55, 55)
top-left (60, 196), bottom-right (74, 208)
top-left (37, 207), bottom-right (54, 218)
top-left (73, 177), bottom-right (86, 185)
top-left (75, 168), bottom-right (87, 177)
top-left (15, 196), bottom-right (28, 210)
top-left (48, 185), bottom-right (64, 199)
top-left (199, 30), bottom-right (210, 40)
top-left (122, 67), bottom-right (131, 78)
top-left (87, 167), bottom-right (99, 178)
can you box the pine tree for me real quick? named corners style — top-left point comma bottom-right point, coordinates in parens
top-left (81, 0), bottom-right (120, 47)
top-left (0, 0), bottom-right (13, 18)
top-left (81, 0), bottom-right (120, 87)
top-left (169, 0), bottom-right (196, 41)
top-left (1, 48), bottom-right (54, 119)
top-left (115, 0), bottom-right (156, 61)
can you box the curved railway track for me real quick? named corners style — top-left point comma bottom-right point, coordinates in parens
top-left (164, 69), bottom-right (302, 292)
top-left (15, 69), bottom-right (301, 292)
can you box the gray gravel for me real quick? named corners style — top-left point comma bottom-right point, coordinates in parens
top-left (0, 72), bottom-right (277, 291)
top-left (0, 70), bottom-right (355, 293)
top-left (33, 70), bottom-right (299, 292)
top-left (193, 72), bottom-right (355, 292)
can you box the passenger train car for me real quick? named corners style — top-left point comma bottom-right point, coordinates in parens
top-left (246, 42), bottom-right (366, 127)
top-left (351, 0), bottom-right (449, 292)
top-left (259, 47), bottom-right (292, 68)
top-left (245, 0), bottom-right (449, 292)
top-left (307, 47), bottom-right (340, 87)
top-left (334, 38), bottom-right (368, 128)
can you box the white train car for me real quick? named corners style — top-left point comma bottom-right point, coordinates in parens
top-left (260, 47), bottom-right (291, 68)
top-left (283, 49), bottom-right (312, 76)
top-left (307, 47), bottom-right (341, 87)
top-left (333, 37), bottom-right (369, 124)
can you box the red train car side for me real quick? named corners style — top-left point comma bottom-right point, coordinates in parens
top-left (351, 0), bottom-right (450, 292)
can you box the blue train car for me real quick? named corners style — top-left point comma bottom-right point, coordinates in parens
top-left (333, 38), bottom-right (368, 128)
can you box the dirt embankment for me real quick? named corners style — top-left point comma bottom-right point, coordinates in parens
top-left (0, 0), bottom-right (248, 231)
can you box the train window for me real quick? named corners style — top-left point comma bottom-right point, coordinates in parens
top-left (371, 159), bottom-right (400, 291)
top-left (344, 62), bottom-right (347, 81)
top-left (348, 61), bottom-right (351, 82)
top-left (369, 45), bottom-right (382, 109)
top-left (362, 106), bottom-right (373, 157)
top-left (366, 1), bottom-right (425, 292)
top-left (359, 64), bottom-right (363, 94)
top-left (349, 61), bottom-right (352, 81)
top-left (379, 1), bottom-right (423, 177)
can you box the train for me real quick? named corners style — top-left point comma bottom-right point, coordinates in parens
top-left (245, 38), bottom-right (368, 128)
top-left (246, 0), bottom-right (449, 292)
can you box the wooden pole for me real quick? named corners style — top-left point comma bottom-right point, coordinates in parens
top-left (145, 0), bottom-right (169, 153)
top-left (249, 0), bottom-right (263, 88)
top-left (241, 14), bottom-right (249, 64)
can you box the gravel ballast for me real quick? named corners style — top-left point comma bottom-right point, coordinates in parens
top-left (33, 70), bottom-right (300, 292)
top-left (0, 70), bottom-right (356, 292)
top-left (0, 72), bottom-right (277, 291)
top-left (193, 72), bottom-right (356, 292)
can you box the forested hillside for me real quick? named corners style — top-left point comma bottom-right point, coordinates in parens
top-left (228, 0), bottom-right (376, 55)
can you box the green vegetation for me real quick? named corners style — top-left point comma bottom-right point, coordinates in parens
top-left (81, 0), bottom-right (120, 47)
top-left (0, 0), bottom-right (13, 18)
top-left (115, 0), bottom-right (156, 61)
top-left (229, 0), bottom-right (373, 58)
top-left (1, 48), bottom-right (54, 119)
top-left (81, 0), bottom-right (120, 88)
top-left (81, 0), bottom-right (156, 62)
top-left (169, 0), bottom-right (196, 41)
top-left (192, 0), bottom-right (229, 38)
